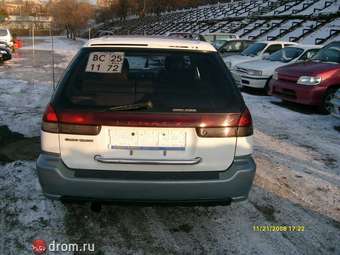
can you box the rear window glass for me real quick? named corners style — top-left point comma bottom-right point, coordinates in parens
top-left (56, 49), bottom-right (240, 113)
top-left (203, 35), bottom-right (214, 43)
top-left (222, 41), bottom-right (244, 52)
top-left (313, 42), bottom-right (340, 64)
top-left (216, 35), bottom-right (235, 40)
top-left (241, 43), bottom-right (266, 56)
top-left (213, 40), bottom-right (227, 49)
top-left (299, 49), bottom-right (319, 61)
top-left (268, 47), bottom-right (304, 63)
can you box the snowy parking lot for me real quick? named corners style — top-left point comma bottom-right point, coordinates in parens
top-left (0, 37), bottom-right (339, 255)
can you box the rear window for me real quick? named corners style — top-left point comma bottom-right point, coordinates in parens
top-left (55, 48), bottom-right (241, 113)
top-left (241, 43), bottom-right (266, 56)
top-left (299, 49), bottom-right (319, 61)
top-left (0, 29), bottom-right (8, 36)
top-left (264, 44), bottom-right (282, 54)
top-left (216, 35), bottom-right (236, 40)
top-left (312, 42), bottom-right (340, 64)
top-left (222, 41), bottom-right (244, 52)
top-left (214, 40), bottom-right (227, 49)
top-left (203, 35), bottom-right (214, 43)
top-left (268, 47), bottom-right (304, 63)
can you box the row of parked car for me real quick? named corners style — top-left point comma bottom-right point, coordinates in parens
top-left (0, 28), bottom-right (13, 63)
top-left (223, 39), bottom-right (340, 117)
top-left (167, 32), bottom-right (339, 118)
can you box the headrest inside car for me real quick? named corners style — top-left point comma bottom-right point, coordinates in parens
top-left (165, 55), bottom-right (186, 72)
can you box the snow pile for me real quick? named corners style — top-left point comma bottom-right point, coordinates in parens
top-left (0, 79), bottom-right (51, 136)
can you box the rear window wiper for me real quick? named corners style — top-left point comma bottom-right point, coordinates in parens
top-left (108, 101), bottom-right (153, 111)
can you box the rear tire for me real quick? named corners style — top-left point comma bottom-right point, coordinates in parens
top-left (320, 87), bottom-right (338, 114)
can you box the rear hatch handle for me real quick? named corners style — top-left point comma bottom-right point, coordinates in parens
top-left (94, 155), bottom-right (202, 165)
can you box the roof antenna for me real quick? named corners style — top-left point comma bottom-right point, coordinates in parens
top-left (49, 23), bottom-right (56, 91)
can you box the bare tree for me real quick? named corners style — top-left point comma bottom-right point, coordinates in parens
top-left (48, 0), bottom-right (94, 40)
top-left (117, 0), bottom-right (129, 21)
top-left (0, 6), bottom-right (7, 22)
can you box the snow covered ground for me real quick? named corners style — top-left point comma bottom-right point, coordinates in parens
top-left (0, 37), bottom-right (339, 255)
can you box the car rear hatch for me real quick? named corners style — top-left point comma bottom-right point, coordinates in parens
top-left (45, 48), bottom-right (250, 172)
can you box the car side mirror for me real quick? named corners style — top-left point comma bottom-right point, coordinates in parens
top-left (262, 53), bottom-right (270, 60)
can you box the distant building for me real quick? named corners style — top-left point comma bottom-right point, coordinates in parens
top-left (6, 14), bottom-right (52, 28)
top-left (0, 0), bottom-right (44, 15)
top-left (0, 1), bottom-right (51, 35)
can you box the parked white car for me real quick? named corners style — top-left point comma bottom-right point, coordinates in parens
top-left (0, 28), bottom-right (13, 48)
top-left (223, 41), bottom-right (297, 69)
top-left (331, 88), bottom-right (340, 118)
top-left (232, 44), bottom-right (322, 92)
top-left (36, 36), bottom-right (256, 204)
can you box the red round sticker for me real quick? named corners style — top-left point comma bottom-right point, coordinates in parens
top-left (32, 239), bottom-right (47, 255)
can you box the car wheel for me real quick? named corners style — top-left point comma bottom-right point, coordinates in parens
top-left (321, 88), bottom-right (337, 114)
top-left (264, 78), bottom-right (272, 96)
top-left (264, 83), bottom-right (270, 95)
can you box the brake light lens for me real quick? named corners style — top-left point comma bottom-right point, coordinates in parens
top-left (42, 104), bottom-right (59, 133)
top-left (238, 107), bottom-right (252, 127)
top-left (236, 108), bottom-right (253, 137)
top-left (43, 105), bottom-right (58, 122)
top-left (42, 104), bottom-right (101, 135)
top-left (42, 104), bottom-right (253, 137)
top-left (196, 108), bottom-right (253, 138)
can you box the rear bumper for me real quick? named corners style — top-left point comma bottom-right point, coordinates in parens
top-left (270, 79), bottom-right (327, 106)
top-left (36, 153), bottom-right (256, 204)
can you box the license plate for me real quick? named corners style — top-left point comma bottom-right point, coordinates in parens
top-left (109, 128), bottom-right (186, 151)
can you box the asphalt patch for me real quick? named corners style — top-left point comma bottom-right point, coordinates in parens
top-left (0, 125), bottom-right (40, 163)
top-left (241, 86), bottom-right (268, 96)
top-left (169, 223), bottom-right (193, 233)
top-left (270, 101), bottom-right (316, 115)
top-left (252, 202), bottom-right (276, 222)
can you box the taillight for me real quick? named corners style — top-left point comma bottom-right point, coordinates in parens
top-left (59, 123), bottom-right (101, 135)
top-left (41, 104), bottom-right (101, 135)
top-left (42, 104), bottom-right (59, 133)
top-left (41, 104), bottom-right (252, 137)
top-left (236, 107), bottom-right (253, 137)
top-left (196, 108), bottom-right (253, 138)
top-left (238, 108), bottom-right (252, 127)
